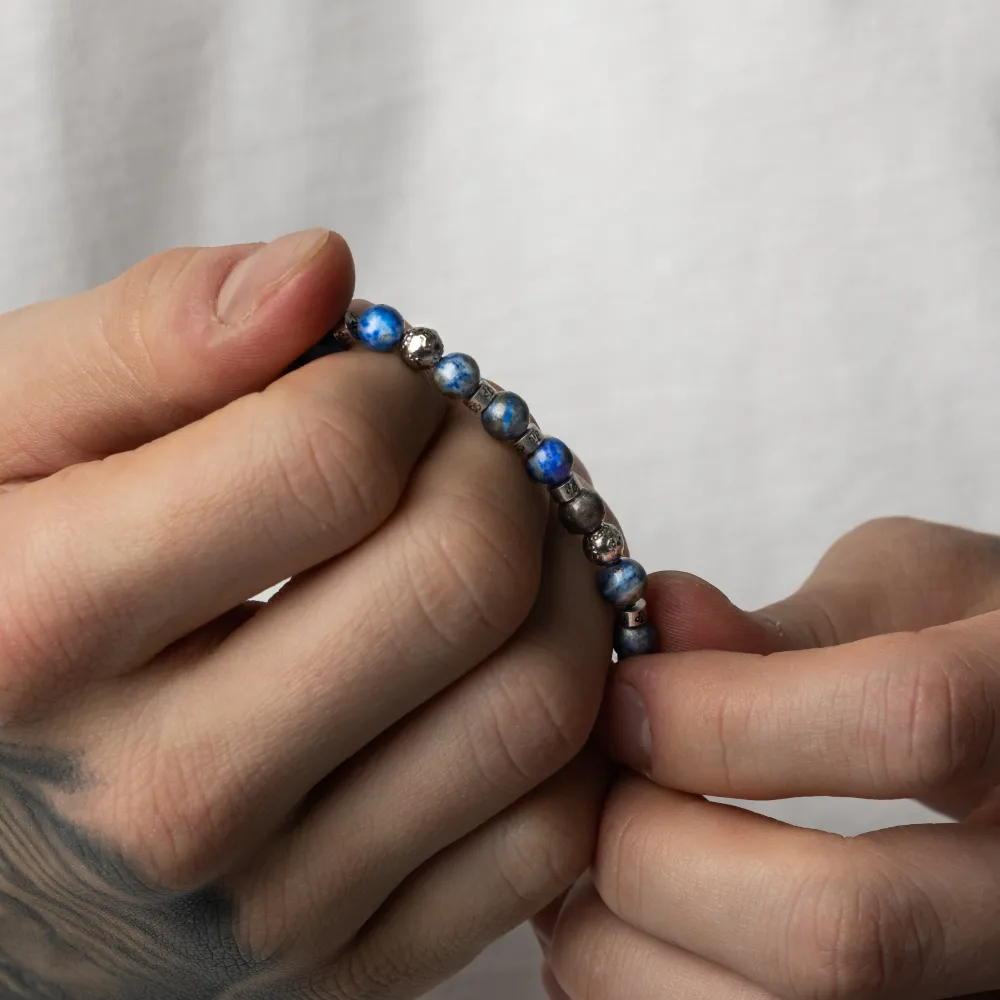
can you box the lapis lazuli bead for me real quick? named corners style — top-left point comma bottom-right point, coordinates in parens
top-left (527, 437), bottom-right (574, 486)
top-left (597, 558), bottom-right (647, 607)
top-left (357, 304), bottom-right (405, 352)
top-left (481, 391), bottom-right (530, 441)
top-left (614, 623), bottom-right (660, 659)
top-left (433, 353), bottom-right (481, 398)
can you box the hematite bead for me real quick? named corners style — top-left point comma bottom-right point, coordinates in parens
top-left (614, 622), bottom-right (660, 659)
top-left (559, 488), bottom-right (606, 535)
top-left (514, 424), bottom-right (543, 457)
top-left (598, 558), bottom-right (647, 607)
top-left (357, 304), bottom-right (405, 352)
top-left (584, 523), bottom-right (625, 566)
top-left (527, 437), bottom-right (574, 486)
top-left (465, 381), bottom-right (498, 414)
top-left (434, 353), bottom-right (481, 398)
top-left (550, 474), bottom-right (583, 503)
top-left (482, 391), bottom-right (531, 441)
top-left (344, 308), bottom-right (360, 340)
top-left (400, 327), bottom-right (444, 369)
top-left (619, 598), bottom-right (648, 628)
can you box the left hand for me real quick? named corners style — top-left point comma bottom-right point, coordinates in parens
top-left (541, 516), bottom-right (1000, 1000)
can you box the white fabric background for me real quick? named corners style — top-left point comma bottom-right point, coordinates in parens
top-left (1, 1), bottom-right (994, 995)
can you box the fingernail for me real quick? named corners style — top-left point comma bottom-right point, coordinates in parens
top-left (603, 680), bottom-right (652, 774)
top-left (217, 228), bottom-right (330, 325)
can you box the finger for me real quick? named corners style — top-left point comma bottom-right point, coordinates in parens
top-left (77, 405), bottom-right (550, 888)
top-left (0, 341), bottom-right (450, 710)
top-left (319, 750), bottom-right (608, 1000)
top-left (632, 519), bottom-right (1000, 663)
top-left (239, 505), bottom-right (612, 950)
top-left (756, 517), bottom-right (1000, 649)
top-left (549, 880), bottom-right (778, 1000)
top-left (0, 229), bottom-right (353, 482)
top-left (596, 776), bottom-right (1000, 1000)
top-left (604, 608), bottom-right (1000, 800)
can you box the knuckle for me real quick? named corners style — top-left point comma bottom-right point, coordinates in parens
top-left (555, 928), bottom-right (624, 1000)
top-left (103, 247), bottom-right (207, 422)
top-left (255, 388), bottom-right (402, 541)
top-left (409, 489), bottom-right (542, 644)
top-left (784, 849), bottom-right (932, 999)
top-left (872, 641), bottom-right (996, 792)
top-left (473, 653), bottom-right (596, 794)
top-left (550, 888), bottom-right (640, 1000)
top-left (106, 731), bottom-right (252, 891)
top-left (494, 802), bottom-right (593, 908)
top-left (594, 782), bottom-right (651, 918)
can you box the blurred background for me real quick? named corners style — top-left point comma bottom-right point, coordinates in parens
top-left (3, 1), bottom-right (998, 995)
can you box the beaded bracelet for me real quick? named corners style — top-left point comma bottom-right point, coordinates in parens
top-left (307, 303), bottom-right (661, 661)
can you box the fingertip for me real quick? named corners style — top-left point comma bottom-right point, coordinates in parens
top-left (214, 228), bottom-right (356, 371)
top-left (646, 570), bottom-right (781, 655)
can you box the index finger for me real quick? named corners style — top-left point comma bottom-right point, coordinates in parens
top-left (603, 611), bottom-right (1000, 801)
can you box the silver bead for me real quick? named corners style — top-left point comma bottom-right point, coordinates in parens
top-left (514, 424), bottom-right (543, 457)
top-left (400, 326), bottom-right (444, 369)
top-left (619, 599), bottom-right (648, 628)
top-left (558, 488), bottom-right (606, 535)
top-left (465, 381), bottom-right (498, 414)
top-left (333, 322), bottom-right (354, 346)
top-left (550, 473), bottom-right (583, 503)
top-left (584, 523), bottom-right (625, 566)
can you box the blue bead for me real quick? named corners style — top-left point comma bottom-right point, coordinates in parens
top-left (614, 623), bottom-right (660, 659)
top-left (481, 391), bottom-right (530, 441)
top-left (597, 558), bottom-right (647, 607)
top-left (527, 437), bottom-right (574, 485)
top-left (357, 304), bottom-right (405, 352)
top-left (433, 353), bottom-right (481, 398)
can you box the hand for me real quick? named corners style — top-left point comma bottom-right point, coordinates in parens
top-left (0, 229), bottom-right (611, 998)
top-left (544, 517), bottom-right (1000, 1000)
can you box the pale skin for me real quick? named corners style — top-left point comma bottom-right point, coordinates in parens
top-left (542, 518), bottom-right (1000, 1000)
top-left (0, 227), bottom-right (614, 998)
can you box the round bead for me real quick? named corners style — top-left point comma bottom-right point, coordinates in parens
top-left (400, 326), bottom-right (444, 369)
top-left (357, 304), bottom-right (405, 352)
top-left (583, 523), bottom-right (625, 566)
top-left (344, 308), bottom-right (361, 340)
top-left (481, 391), bottom-right (531, 441)
top-left (433, 353), bottom-right (481, 398)
top-left (614, 623), bottom-right (660, 659)
top-left (597, 558), bottom-right (648, 607)
top-left (558, 488), bottom-right (606, 535)
top-left (527, 437), bottom-right (574, 486)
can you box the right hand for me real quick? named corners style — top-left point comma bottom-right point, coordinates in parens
top-left (0, 229), bottom-right (612, 999)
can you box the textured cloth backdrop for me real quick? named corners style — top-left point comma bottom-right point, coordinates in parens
top-left (2, 1), bottom-right (993, 995)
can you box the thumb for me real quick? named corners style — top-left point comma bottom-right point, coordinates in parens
top-left (0, 228), bottom-right (353, 483)
top-left (755, 516), bottom-right (1000, 650)
top-left (645, 518), bottom-right (1000, 661)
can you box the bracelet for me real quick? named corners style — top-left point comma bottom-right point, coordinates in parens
top-left (308, 303), bottom-right (660, 661)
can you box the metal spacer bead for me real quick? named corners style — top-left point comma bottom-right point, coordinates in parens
top-left (513, 424), bottom-right (543, 457)
top-left (344, 308), bottom-right (361, 340)
top-left (332, 323), bottom-right (354, 346)
top-left (465, 381), bottom-right (498, 414)
top-left (549, 473), bottom-right (583, 503)
top-left (619, 599), bottom-right (648, 628)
